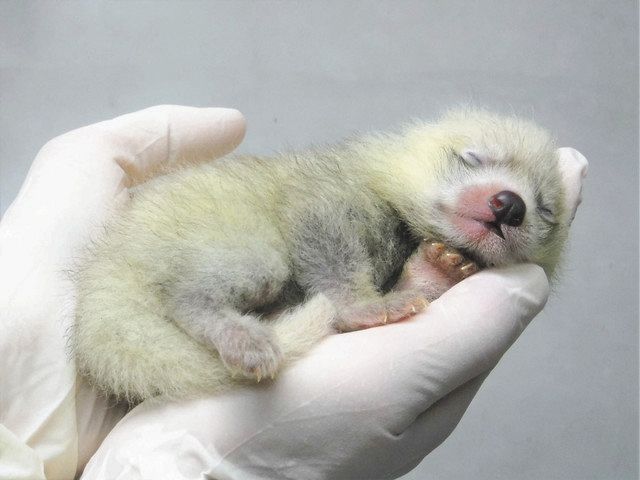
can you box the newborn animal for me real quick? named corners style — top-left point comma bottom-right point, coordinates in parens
top-left (73, 108), bottom-right (576, 402)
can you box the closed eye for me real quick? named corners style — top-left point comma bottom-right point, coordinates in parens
top-left (534, 192), bottom-right (558, 224)
top-left (453, 149), bottom-right (484, 168)
top-left (536, 204), bottom-right (557, 224)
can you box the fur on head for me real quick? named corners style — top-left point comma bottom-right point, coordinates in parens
top-left (360, 108), bottom-right (586, 277)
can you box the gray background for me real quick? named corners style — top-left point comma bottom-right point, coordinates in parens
top-left (1, 1), bottom-right (638, 479)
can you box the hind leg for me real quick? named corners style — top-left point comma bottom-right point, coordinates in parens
top-left (166, 245), bottom-right (290, 381)
top-left (178, 302), bottom-right (283, 380)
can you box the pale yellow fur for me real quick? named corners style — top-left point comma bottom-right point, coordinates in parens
top-left (73, 108), bottom-right (567, 403)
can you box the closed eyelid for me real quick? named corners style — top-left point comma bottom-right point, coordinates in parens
top-left (535, 192), bottom-right (552, 210)
top-left (456, 149), bottom-right (488, 167)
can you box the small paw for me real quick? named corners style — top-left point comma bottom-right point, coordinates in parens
top-left (422, 241), bottom-right (479, 282)
top-left (383, 290), bottom-right (429, 321)
top-left (395, 240), bottom-right (480, 301)
top-left (215, 324), bottom-right (283, 382)
top-left (334, 290), bottom-right (428, 332)
top-left (334, 299), bottom-right (387, 332)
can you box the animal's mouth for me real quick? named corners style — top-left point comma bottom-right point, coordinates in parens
top-left (483, 220), bottom-right (504, 239)
top-left (434, 202), bottom-right (513, 268)
top-left (451, 212), bottom-right (503, 241)
top-left (436, 216), bottom-right (506, 269)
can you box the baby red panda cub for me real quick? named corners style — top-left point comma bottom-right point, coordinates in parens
top-left (73, 108), bottom-right (579, 403)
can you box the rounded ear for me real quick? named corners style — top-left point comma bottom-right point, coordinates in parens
top-left (556, 147), bottom-right (588, 225)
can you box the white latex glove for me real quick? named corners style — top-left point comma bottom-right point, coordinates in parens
top-left (79, 265), bottom-right (548, 480)
top-left (0, 106), bottom-right (246, 479)
top-left (0, 107), bottom-right (587, 480)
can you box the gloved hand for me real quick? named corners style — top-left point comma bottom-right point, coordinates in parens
top-left (79, 265), bottom-right (549, 480)
top-left (0, 105), bottom-right (246, 479)
top-left (0, 106), bottom-right (587, 480)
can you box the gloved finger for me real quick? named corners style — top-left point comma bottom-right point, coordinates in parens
top-left (378, 373), bottom-right (488, 479)
top-left (2, 104), bottom-right (245, 225)
top-left (0, 424), bottom-right (47, 480)
top-left (0, 105), bottom-right (246, 277)
top-left (99, 105), bottom-right (246, 186)
top-left (556, 147), bottom-right (588, 225)
top-left (361, 264), bottom-right (549, 434)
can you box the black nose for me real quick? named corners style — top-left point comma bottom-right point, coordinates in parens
top-left (488, 191), bottom-right (526, 227)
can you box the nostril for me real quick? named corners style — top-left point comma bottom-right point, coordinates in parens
top-left (488, 191), bottom-right (526, 227)
top-left (489, 196), bottom-right (504, 210)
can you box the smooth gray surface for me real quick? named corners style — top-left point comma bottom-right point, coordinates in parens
top-left (1, 1), bottom-right (638, 478)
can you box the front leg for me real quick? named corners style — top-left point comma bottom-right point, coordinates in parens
top-left (335, 289), bottom-right (429, 332)
top-left (290, 210), bottom-right (427, 332)
top-left (341, 241), bottom-right (480, 330)
top-left (395, 240), bottom-right (479, 301)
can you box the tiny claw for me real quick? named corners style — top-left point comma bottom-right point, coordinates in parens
top-left (444, 252), bottom-right (463, 265)
top-left (411, 305), bottom-right (416, 314)
top-left (460, 262), bottom-right (479, 277)
top-left (382, 312), bottom-right (388, 324)
top-left (425, 241), bottom-right (446, 261)
top-left (429, 241), bottom-right (445, 252)
top-left (256, 371), bottom-right (262, 383)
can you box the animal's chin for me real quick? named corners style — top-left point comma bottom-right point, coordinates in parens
top-left (440, 215), bottom-right (512, 268)
top-left (456, 241), bottom-right (508, 270)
